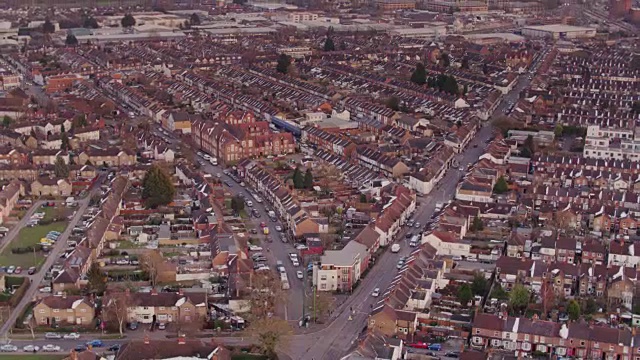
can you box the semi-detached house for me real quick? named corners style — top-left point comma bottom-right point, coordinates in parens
top-left (124, 289), bottom-right (208, 324)
top-left (300, 126), bottom-right (356, 157)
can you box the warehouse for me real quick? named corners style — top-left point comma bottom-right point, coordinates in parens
top-left (521, 24), bottom-right (596, 39)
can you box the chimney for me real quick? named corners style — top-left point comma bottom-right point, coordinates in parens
top-left (144, 334), bottom-right (150, 345)
top-left (151, 288), bottom-right (158, 296)
top-left (178, 333), bottom-right (186, 345)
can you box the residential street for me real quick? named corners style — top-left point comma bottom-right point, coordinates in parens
top-left (0, 178), bottom-right (104, 338)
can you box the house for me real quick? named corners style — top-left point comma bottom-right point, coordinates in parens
top-left (77, 148), bottom-right (136, 167)
top-left (167, 111), bottom-right (200, 134)
top-left (608, 241), bottom-right (640, 268)
top-left (124, 289), bottom-right (208, 324)
top-left (115, 340), bottom-right (231, 360)
top-left (607, 268), bottom-right (635, 311)
top-left (0, 180), bottom-right (23, 224)
top-left (31, 177), bottom-right (72, 197)
top-left (374, 186), bottom-right (416, 246)
top-left (422, 231), bottom-right (471, 257)
top-left (33, 295), bottom-right (95, 326)
top-left (31, 149), bottom-right (68, 166)
top-left (354, 224), bottom-right (381, 256)
top-left (354, 146), bottom-right (410, 179)
top-left (73, 127), bottom-right (101, 142)
top-left (300, 126), bottom-right (356, 157)
top-left (314, 241), bottom-right (369, 292)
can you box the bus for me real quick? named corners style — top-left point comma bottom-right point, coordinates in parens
top-left (280, 272), bottom-right (290, 290)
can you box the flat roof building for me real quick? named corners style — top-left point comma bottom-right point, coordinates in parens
top-left (521, 24), bottom-right (597, 39)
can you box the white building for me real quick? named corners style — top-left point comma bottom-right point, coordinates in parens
top-left (313, 241), bottom-right (368, 292)
top-left (422, 231), bottom-right (471, 257)
top-left (583, 125), bottom-right (640, 161)
top-left (521, 24), bottom-right (596, 40)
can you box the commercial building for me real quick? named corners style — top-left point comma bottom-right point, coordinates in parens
top-left (419, 0), bottom-right (489, 13)
top-left (521, 24), bottom-right (597, 39)
top-left (583, 125), bottom-right (640, 161)
top-left (376, 0), bottom-right (416, 10)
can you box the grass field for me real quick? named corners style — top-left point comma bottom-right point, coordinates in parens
top-left (0, 206), bottom-right (69, 268)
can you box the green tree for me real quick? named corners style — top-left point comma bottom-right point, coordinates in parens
top-left (121, 13), bottom-right (136, 29)
top-left (83, 16), bottom-right (99, 29)
top-left (457, 284), bottom-right (473, 307)
top-left (554, 123), bottom-right (564, 137)
top-left (440, 52), bottom-right (450, 67)
top-left (276, 53), bottom-right (291, 74)
top-left (471, 216), bottom-right (483, 232)
top-left (567, 300), bottom-right (581, 321)
top-left (385, 96), bottom-right (400, 111)
top-left (142, 164), bottom-right (176, 208)
top-left (323, 36), bottom-right (335, 51)
top-left (2, 115), bottom-right (12, 128)
top-left (410, 62), bottom-right (427, 85)
top-left (584, 298), bottom-right (597, 314)
top-left (190, 13), bottom-right (201, 26)
top-left (65, 34), bottom-right (78, 46)
top-left (304, 168), bottom-right (313, 189)
top-left (87, 262), bottom-right (106, 295)
top-left (42, 18), bottom-right (55, 36)
top-left (491, 284), bottom-right (509, 300)
top-left (471, 273), bottom-right (488, 296)
top-left (493, 176), bottom-right (508, 194)
top-left (292, 167), bottom-right (304, 189)
top-left (60, 132), bottom-right (70, 151)
top-left (54, 155), bottom-right (69, 178)
top-left (509, 284), bottom-right (530, 315)
top-left (230, 195), bottom-right (245, 214)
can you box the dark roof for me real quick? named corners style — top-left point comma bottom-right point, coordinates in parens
top-left (115, 340), bottom-right (231, 360)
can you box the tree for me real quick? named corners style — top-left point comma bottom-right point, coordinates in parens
top-left (251, 317), bottom-right (292, 358)
top-left (104, 291), bottom-right (131, 337)
top-left (26, 313), bottom-right (37, 339)
top-left (471, 273), bottom-right (488, 296)
top-left (312, 291), bottom-right (335, 322)
top-left (292, 167), bottom-right (304, 189)
top-left (492, 115), bottom-right (519, 137)
top-left (385, 96), bottom-right (400, 111)
top-left (140, 250), bottom-right (164, 287)
top-left (190, 13), bottom-right (201, 26)
top-left (83, 16), bottom-right (99, 29)
top-left (323, 36), bottom-right (335, 52)
top-left (121, 13), bottom-right (136, 30)
top-left (87, 262), bottom-right (106, 295)
top-left (470, 216), bottom-right (484, 232)
top-left (249, 272), bottom-right (284, 319)
top-left (567, 300), bottom-right (581, 321)
top-left (65, 34), bottom-right (78, 46)
top-left (554, 123), bottom-right (564, 137)
top-left (440, 52), bottom-right (450, 67)
top-left (2, 115), bottom-right (12, 128)
top-left (493, 176), bottom-right (508, 194)
top-left (457, 284), bottom-right (473, 307)
top-left (410, 62), bottom-right (427, 85)
top-left (584, 298), bottom-right (597, 314)
top-left (142, 164), bottom-right (176, 208)
top-left (230, 195), bottom-right (245, 214)
top-left (304, 168), bottom-right (313, 189)
top-left (60, 132), bottom-right (70, 151)
top-left (276, 54), bottom-right (291, 74)
top-left (509, 284), bottom-right (530, 315)
top-left (42, 18), bottom-right (55, 37)
top-left (54, 156), bottom-right (69, 178)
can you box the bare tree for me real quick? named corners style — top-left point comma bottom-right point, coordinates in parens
top-left (140, 250), bottom-right (164, 287)
top-left (26, 313), bottom-right (37, 339)
top-left (104, 291), bottom-right (131, 337)
top-left (248, 272), bottom-right (285, 320)
top-left (250, 317), bottom-right (292, 358)
top-left (312, 291), bottom-right (335, 323)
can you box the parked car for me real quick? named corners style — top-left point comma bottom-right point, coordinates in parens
top-left (428, 343), bottom-right (442, 351)
top-left (406, 342), bottom-right (429, 349)
top-left (108, 344), bottom-right (121, 352)
top-left (27, 266), bottom-right (37, 275)
top-left (158, 323), bottom-right (166, 330)
top-left (23, 345), bottom-right (40, 352)
top-left (45, 332), bottom-right (62, 339)
top-left (128, 321), bottom-right (138, 330)
top-left (42, 344), bottom-right (61, 352)
top-left (275, 225), bottom-right (282, 232)
top-left (74, 344), bottom-right (87, 352)
top-left (14, 266), bottom-right (21, 274)
top-left (248, 245), bottom-right (263, 251)
top-left (64, 332), bottom-right (80, 340)
top-left (86, 340), bottom-right (104, 347)
top-left (6, 266), bottom-right (15, 274)
top-left (0, 344), bottom-right (17, 352)
top-left (296, 271), bottom-right (303, 279)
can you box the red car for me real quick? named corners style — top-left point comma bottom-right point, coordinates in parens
top-left (259, 222), bottom-right (267, 228)
top-left (406, 342), bottom-right (429, 349)
top-left (14, 266), bottom-right (22, 274)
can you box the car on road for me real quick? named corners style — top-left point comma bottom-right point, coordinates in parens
top-left (295, 244), bottom-right (308, 250)
top-left (158, 323), bottom-right (166, 330)
top-left (406, 342), bottom-right (429, 349)
top-left (428, 343), bottom-right (442, 351)
top-left (407, 220), bottom-right (414, 227)
top-left (64, 332), bottom-right (81, 340)
top-left (259, 222), bottom-right (267, 228)
top-left (108, 344), bottom-right (121, 352)
top-left (414, 222), bottom-right (420, 228)
top-left (45, 332), bottom-right (62, 339)
top-left (28, 266), bottom-right (37, 275)
top-left (275, 225), bottom-right (282, 232)
top-left (86, 340), bottom-right (104, 347)
top-left (371, 288), bottom-right (380, 297)
top-left (42, 344), bottom-right (61, 352)
top-left (396, 260), bottom-right (405, 269)
top-left (23, 345), bottom-right (40, 352)
top-left (296, 271), bottom-right (303, 279)
top-left (248, 245), bottom-right (263, 251)
top-left (250, 228), bottom-right (258, 234)
top-left (74, 344), bottom-right (87, 352)
top-left (0, 344), bottom-right (17, 352)
top-left (280, 235), bottom-right (288, 243)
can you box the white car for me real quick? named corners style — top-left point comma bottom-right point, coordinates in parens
top-left (296, 270), bottom-right (303, 279)
top-left (42, 344), bottom-right (61, 352)
top-left (23, 345), bottom-right (40, 352)
top-left (44, 332), bottom-right (61, 339)
top-left (248, 245), bottom-right (263, 251)
top-left (295, 244), bottom-right (308, 250)
top-left (371, 288), bottom-right (380, 297)
top-left (40, 286), bottom-right (52, 293)
top-left (63, 332), bottom-right (80, 340)
top-left (0, 344), bottom-right (17, 352)
top-left (275, 225), bottom-right (282, 232)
